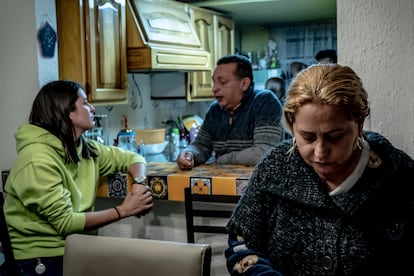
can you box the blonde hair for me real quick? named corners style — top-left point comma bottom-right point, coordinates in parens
top-left (284, 64), bottom-right (370, 135)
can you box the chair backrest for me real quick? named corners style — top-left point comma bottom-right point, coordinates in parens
top-left (63, 234), bottom-right (212, 276)
top-left (0, 192), bottom-right (20, 275)
top-left (184, 187), bottom-right (240, 243)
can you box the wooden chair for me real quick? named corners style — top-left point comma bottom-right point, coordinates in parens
top-left (0, 191), bottom-right (20, 275)
top-left (63, 234), bottom-right (212, 276)
top-left (184, 187), bottom-right (240, 243)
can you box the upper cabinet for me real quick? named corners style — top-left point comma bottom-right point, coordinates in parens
top-left (215, 15), bottom-right (235, 65)
top-left (56, 0), bottom-right (128, 104)
top-left (187, 7), bottom-right (234, 101)
top-left (126, 0), bottom-right (211, 72)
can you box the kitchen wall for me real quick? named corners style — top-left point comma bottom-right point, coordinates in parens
top-left (94, 73), bottom-right (211, 145)
top-left (2, 0), bottom-right (414, 174)
top-left (1, 1), bottom-right (413, 275)
top-left (0, 0), bottom-right (413, 189)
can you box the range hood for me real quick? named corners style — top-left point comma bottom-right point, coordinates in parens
top-left (126, 0), bottom-right (211, 72)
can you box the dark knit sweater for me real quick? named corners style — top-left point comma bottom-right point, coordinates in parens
top-left (186, 88), bottom-right (283, 165)
top-left (226, 131), bottom-right (414, 275)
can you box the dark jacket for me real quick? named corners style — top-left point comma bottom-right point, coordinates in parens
top-left (187, 88), bottom-right (283, 166)
top-left (226, 131), bottom-right (414, 275)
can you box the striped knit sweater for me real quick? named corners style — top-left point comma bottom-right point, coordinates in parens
top-left (186, 88), bottom-right (283, 166)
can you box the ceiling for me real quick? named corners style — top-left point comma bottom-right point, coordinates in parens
top-left (177, 0), bottom-right (336, 25)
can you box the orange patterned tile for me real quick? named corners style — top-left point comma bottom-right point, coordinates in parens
top-left (98, 162), bottom-right (254, 201)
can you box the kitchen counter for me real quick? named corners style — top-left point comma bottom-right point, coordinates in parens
top-left (96, 162), bottom-right (254, 201)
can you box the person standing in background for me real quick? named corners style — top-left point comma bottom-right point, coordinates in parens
top-left (1, 80), bottom-right (153, 275)
top-left (177, 54), bottom-right (283, 170)
top-left (290, 61), bottom-right (308, 80)
top-left (265, 76), bottom-right (292, 141)
top-left (265, 77), bottom-right (286, 105)
top-left (286, 61), bottom-right (308, 97)
top-left (315, 49), bottom-right (337, 64)
top-left (225, 64), bottom-right (414, 275)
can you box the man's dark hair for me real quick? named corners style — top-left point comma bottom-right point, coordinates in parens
top-left (315, 49), bottom-right (337, 63)
top-left (216, 54), bottom-right (253, 85)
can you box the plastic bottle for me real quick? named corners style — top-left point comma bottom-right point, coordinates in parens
top-left (137, 140), bottom-right (146, 157)
top-left (169, 128), bottom-right (180, 161)
top-left (171, 128), bottom-right (180, 147)
top-left (117, 131), bottom-right (136, 152)
top-left (116, 115), bottom-right (136, 152)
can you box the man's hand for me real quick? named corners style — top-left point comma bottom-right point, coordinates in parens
top-left (177, 151), bottom-right (194, 170)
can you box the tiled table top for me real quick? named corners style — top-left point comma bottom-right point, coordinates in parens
top-left (97, 162), bottom-right (254, 201)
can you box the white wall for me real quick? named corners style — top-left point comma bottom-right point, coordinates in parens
top-left (337, 0), bottom-right (414, 157)
top-left (0, 1), bottom-right (39, 174)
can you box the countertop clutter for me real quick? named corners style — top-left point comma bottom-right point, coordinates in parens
top-left (97, 162), bottom-right (254, 201)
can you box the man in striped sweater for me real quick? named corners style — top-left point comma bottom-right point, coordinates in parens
top-left (177, 54), bottom-right (283, 169)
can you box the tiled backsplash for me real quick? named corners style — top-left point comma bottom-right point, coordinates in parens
top-left (95, 73), bottom-right (211, 145)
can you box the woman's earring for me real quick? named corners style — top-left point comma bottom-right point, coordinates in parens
top-left (287, 137), bottom-right (296, 155)
top-left (357, 134), bottom-right (364, 150)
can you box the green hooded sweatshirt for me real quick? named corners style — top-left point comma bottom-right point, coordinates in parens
top-left (4, 124), bottom-right (145, 260)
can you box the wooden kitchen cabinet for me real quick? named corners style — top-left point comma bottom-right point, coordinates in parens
top-left (187, 8), bottom-right (234, 102)
top-left (56, 0), bottom-right (128, 104)
top-left (215, 15), bottom-right (235, 65)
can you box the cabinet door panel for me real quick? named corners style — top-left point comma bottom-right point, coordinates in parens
top-left (187, 8), bottom-right (215, 101)
top-left (98, 6), bottom-right (121, 87)
top-left (215, 15), bottom-right (234, 63)
top-left (57, 0), bottom-right (127, 104)
top-left (56, 0), bottom-right (87, 86)
top-left (187, 9), bottom-right (234, 102)
top-left (88, 0), bottom-right (128, 103)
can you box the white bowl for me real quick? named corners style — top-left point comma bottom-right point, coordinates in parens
top-left (141, 141), bottom-right (168, 155)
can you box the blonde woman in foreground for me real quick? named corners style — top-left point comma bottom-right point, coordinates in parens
top-left (225, 64), bottom-right (414, 275)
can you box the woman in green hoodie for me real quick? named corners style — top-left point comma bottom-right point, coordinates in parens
top-left (1, 80), bottom-right (153, 275)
